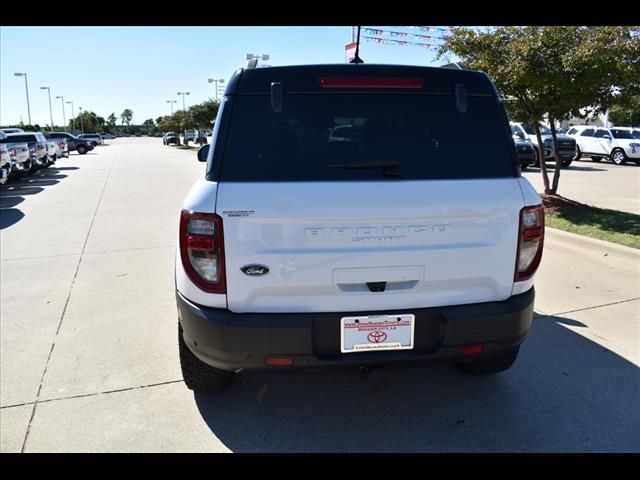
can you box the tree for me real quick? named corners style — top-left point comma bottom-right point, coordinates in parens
top-left (121, 109), bottom-right (133, 126)
top-left (107, 113), bottom-right (117, 131)
top-left (188, 100), bottom-right (219, 143)
top-left (608, 96), bottom-right (640, 126)
top-left (439, 26), bottom-right (640, 195)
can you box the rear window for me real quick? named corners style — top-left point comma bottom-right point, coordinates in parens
top-left (219, 94), bottom-right (514, 181)
top-left (2, 134), bottom-right (37, 143)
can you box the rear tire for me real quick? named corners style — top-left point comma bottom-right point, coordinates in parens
top-left (574, 145), bottom-right (582, 161)
top-left (77, 145), bottom-right (87, 155)
top-left (179, 323), bottom-right (233, 392)
top-left (457, 346), bottom-right (520, 375)
top-left (562, 158), bottom-right (573, 168)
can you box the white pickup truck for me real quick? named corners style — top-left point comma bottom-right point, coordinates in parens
top-left (175, 64), bottom-right (544, 391)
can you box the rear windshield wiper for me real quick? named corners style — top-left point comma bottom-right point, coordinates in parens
top-left (324, 161), bottom-right (400, 169)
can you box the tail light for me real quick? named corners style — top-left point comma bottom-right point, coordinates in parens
top-left (179, 210), bottom-right (226, 294)
top-left (9, 147), bottom-right (16, 157)
top-left (29, 145), bottom-right (36, 154)
top-left (514, 205), bottom-right (545, 281)
top-left (318, 77), bottom-right (424, 89)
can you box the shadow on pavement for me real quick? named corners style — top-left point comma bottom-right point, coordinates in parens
top-left (193, 313), bottom-right (639, 452)
top-left (0, 185), bottom-right (44, 196)
top-left (51, 167), bottom-right (79, 171)
top-left (0, 208), bottom-right (25, 229)
top-left (0, 196), bottom-right (25, 209)
top-left (565, 166), bottom-right (608, 172)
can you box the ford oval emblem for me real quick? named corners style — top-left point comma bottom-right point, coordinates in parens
top-left (241, 264), bottom-right (270, 277)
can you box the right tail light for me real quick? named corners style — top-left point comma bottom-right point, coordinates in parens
top-left (515, 205), bottom-right (545, 281)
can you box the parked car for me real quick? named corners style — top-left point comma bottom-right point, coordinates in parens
top-left (512, 133), bottom-right (536, 170)
top-left (99, 132), bottom-right (116, 140)
top-left (3, 132), bottom-right (49, 171)
top-left (510, 122), bottom-right (576, 168)
top-left (184, 129), bottom-right (197, 142)
top-left (0, 143), bottom-right (11, 184)
top-left (0, 132), bottom-right (31, 176)
top-left (78, 133), bottom-right (103, 146)
top-left (45, 132), bottom-right (93, 154)
top-left (163, 132), bottom-right (179, 145)
top-left (566, 126), bottom-right (640, 165)
top-left (45, 140), bottom-right (59, 165)
top-left (176, 64), bottom-right (543, 392)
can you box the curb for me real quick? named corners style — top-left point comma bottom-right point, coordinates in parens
top-left (545, 227), bottom-right (640, 259)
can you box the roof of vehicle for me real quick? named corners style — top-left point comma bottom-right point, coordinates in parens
top-left (225, 64), bottom-right (498, 96)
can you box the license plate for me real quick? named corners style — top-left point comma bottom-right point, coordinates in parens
top-left (341, 314), bottom-right (415, 353)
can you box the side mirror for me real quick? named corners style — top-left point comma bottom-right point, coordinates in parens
top-left (197, 144), bottom-right (210, 162)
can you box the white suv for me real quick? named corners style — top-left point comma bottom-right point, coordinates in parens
top-left (175, 64), bottom-right (544, 391)
top-left (566, 126), bottom-right (640, 165)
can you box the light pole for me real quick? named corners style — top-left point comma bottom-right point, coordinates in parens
top-left (245, 53), bottom-right (269, 68)
top-left (207, 78), bottom-right (225, 101)
top-left (66, 101), bottom-right (75, 132)
top-left (79, 107), bottom-right (84, 135)
top-left (40, 86), bottom-right (54, 131)
top-left (166, 99), bottom-right (177, 115)
top-left (56, 95), bottom-right (66, 132)
top-left (14, 73), bottom-right (32, 125)
top-left (176, 91), bottom-right (190, 111)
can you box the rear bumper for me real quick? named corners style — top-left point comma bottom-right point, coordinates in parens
top-left (177, 288), bottom-right (535, 372)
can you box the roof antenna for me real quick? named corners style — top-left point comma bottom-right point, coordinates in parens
top-left (350, 26), bottom-right (364, 64)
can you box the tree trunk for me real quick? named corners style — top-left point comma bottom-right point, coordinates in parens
top-left (549, 119), bottom-right (562, 194)
top-left (534, 123), bottom-right (551, 194)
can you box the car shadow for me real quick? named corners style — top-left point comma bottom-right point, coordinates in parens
top-left (0, 208), bottom-right (25, 229)
top-left (0, 185), bottom-right (44, 196)
top-left (564, 165), bottom-right (608, 172)
top-left (193, 312), bottom-right (639, 452)
top-left (51, 167), bottom-right (79, 171)
top-left (0, 195), bottom-right (25, 209)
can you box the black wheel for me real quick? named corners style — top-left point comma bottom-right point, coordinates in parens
top-left (574, 145), bottom-right (582, 161)
top-left (77, 145), bottom-right (87, 155)
top-left (591, 156), bottom-right (602, 163)
top-left (92, 141), bottom-right (98, 147)
top-left (562, 158), bottom-right (573, 168)
top-left (179, 323), bottom-right (233, 392)
top-left (457, 346), bottom-right (520, 375)
top-left (611, 148), bottom-right (627, 165)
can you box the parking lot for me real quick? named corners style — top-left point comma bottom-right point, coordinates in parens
top-left (522, 159), bottom-right (640, 215)
top-left (1, 137), bottom-right (639, 452)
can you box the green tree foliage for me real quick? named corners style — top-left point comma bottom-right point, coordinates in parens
top-left (107, 113), bottom-right (117, 131)
top-left (439, 26), bottom-right (640, 195)
top-left (608, 96), bottom-right (640, 126)
top-left (188, 100), bottom-right (219, 134)
top-left (120, 109), bottom-right (133, 126)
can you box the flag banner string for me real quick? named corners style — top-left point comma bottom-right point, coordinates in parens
top-left (362, 35), bottom-right (442, 49)
top-left (363, 28), bottom-right (445, 43)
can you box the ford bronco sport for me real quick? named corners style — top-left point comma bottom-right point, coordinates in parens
top-left (176, 64), bottom-right (544, 391)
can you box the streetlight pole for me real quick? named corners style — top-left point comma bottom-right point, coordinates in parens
top-left (166, 99), bottom-right (177, 115)
top-left (176, 91), bottom-right (190, 111)
top-left (66, 101), bottom-right (75, 132)
top-left (56, 96), bottom-right (66, 132)
top-left (40, 86), bottom-right (54, 131)
top-left (79, 107), bottom-right (84, 135)
top-left (245, 53), bottom-right (270, 68)
top-left (14, 73), bottom-right (32, 125)
top-left (207, 78), bottom-right (225, 101)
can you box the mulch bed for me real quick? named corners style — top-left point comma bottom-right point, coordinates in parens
top-left (541, 194), bottom-right (593, 214)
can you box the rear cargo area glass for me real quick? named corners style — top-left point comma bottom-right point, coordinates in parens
top-left (220, 94), bottom-right (514, 181)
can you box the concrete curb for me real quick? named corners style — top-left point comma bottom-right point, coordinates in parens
top-left (545, 227), bottom-right (640, 259)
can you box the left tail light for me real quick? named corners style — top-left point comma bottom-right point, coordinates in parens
top-left (514, 205), bottom-right (545, 281)
top-left (179, 210), bottom-right (226, 294)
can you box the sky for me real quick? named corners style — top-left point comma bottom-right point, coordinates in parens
top-left (0, 26), bottom-right (454, 127)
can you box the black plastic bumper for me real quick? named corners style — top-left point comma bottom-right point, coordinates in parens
top-left (177, 288), bottom-right (535, 372)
